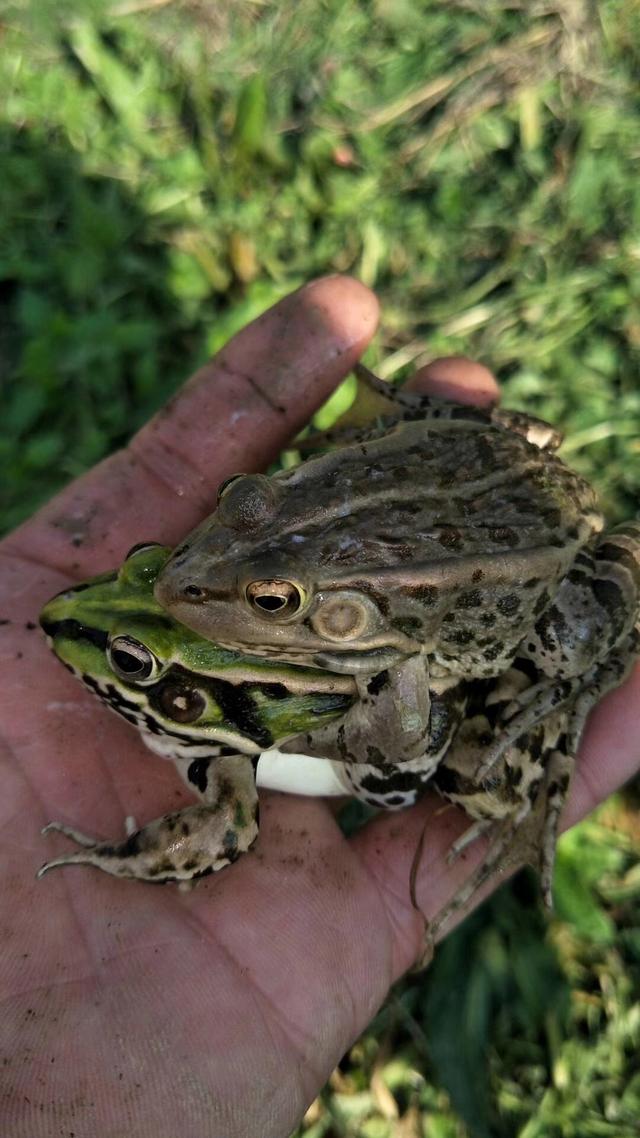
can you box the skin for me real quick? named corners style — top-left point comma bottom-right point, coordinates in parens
top-left (1, 275), bottom-right (638, 1138)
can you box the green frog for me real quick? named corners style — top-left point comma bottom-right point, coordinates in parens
top-left (38, 543), bottom-right (355, 882)
top-left (154, 364), bottom-right (640, 787)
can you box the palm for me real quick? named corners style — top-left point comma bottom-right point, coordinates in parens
top-left (2, 277), bottom-right (638, 1138)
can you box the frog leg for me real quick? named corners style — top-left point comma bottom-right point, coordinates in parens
top-left (340, 750), bottom-right (444, 810)
top-left (38, 754), bottom-right (259, 883)
top-left (476, 520), bottom-right (640, 783)
top-left (418, 726), bottom-right (576, 967)
top-left (474, 624), bottom-right (640, 782)
top-left (282, 660), bottom-right (467, 774)
top-left (524, 521), bottom-right (640, 681)
top-left (350, 364), bottom-right (563, 449)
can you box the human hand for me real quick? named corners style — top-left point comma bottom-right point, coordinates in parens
top-left (2, 277), bottom-right (638, 1138)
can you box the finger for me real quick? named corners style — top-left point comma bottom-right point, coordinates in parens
top-left (567, 661), bottom-right (640, 822)
top-left (7, 276), bottom-right (379, 576)
top-left (407, 355), bottom-right (500, 404)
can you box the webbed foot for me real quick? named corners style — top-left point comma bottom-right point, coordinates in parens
top-left (38, 799), bottom-right (258, 882)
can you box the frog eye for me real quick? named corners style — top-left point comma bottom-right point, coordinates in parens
top-left (155, 680), bottom-right (206, 724)
top-left (125, 542), bottom-right (163, 561)
top-left (245, 579), bottom-right (305, 618)
top-left (108, 636), bottom-right (159, 683)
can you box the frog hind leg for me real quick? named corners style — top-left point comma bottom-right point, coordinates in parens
top-left (473, 521), bottom-right (640, 783)
top-left (38, 754), bottom-right (259, 883)
top-left (474, 621), bottom-right (640, 782)
top-left (525, 521), bottom-right (640, 681)
top-left (416, 714), bottom-right (577, 968)
top-left (350, 364), bottom-right (563, 449)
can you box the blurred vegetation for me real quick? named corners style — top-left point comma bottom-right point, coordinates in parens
top-left (1, 1), bottom-right (639, 1134)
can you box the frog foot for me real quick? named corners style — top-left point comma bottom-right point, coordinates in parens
top-left (419, 745), bottom-right (574, 958)
top-left (37, 801), bottom-right (258, 883)
top-left (445, 818), bottom-right (494, 863)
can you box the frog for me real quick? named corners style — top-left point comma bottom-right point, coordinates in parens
top-left (38, 543), bottom-right (355, 882)
top-left (154, 362), bottom-right (640, 787)
top-left (38, 544), bottom-right (640, 947)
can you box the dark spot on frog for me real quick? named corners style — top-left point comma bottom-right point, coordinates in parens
top-left (187, 758), bottom-right (210, 794)
top-left (25, 621), bottom-right (37, 630)
top-left (360, 768), bottom-right (424, 794)
top-left (573, 549), bottom-right (593, 571)
top-left (444, 627), bottom-right (474, 646)
top-left (148, 859), bottom-right (176, 877)
top-left (496, 594), bottom-right (520, 617)
top-left (366, 745), bottom-right (387, 765)
top-left (455, 589), bottom-right (482, 610)
top-left (482, 643), bottom-right (503, 662)
top-left (534, 610), bottom-right (558, 653)
top-left (488, 526), bottom-right (519, 547)
top-left (512, 656), bottom-right (541, 685)
top-left (567, 567), bottom-right (589, 588)
top-left (437, 528), bottom-right (463, 551)
top-left (436, 470), bottom-right (457, 490)
top-left (367, 671), bottom-right (389, 696)
top-left (258, 682), bottom-right (289, 700)
top-left (480, 611), bottom-right (496, 627)
top-left (223, 829), bottom-right (239, 856)
top-left (391, 614), bottom-right (423, 636)
top-left (506, 764), bottom-right (523, 788)
top-left (472, 569), bottom-right (484, 583)
top-left (431, 765), bottom-right (466, 796)
top-left (534, 590), bottom-right (551, 615)
top-left (593, 577), bottom-right (624, 617)
top-left (408, 584), bottom-right (439, 606)
top-left (0, 618), bottom-right (11, 626)
top-left (528, 734), bottom-right (543, 762)
top-left (548, 768), bottom-right (570, 796)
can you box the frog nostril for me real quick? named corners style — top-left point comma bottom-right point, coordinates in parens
top-left (183, 584), bottom-right (205, 599)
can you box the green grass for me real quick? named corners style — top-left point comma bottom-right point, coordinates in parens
top-left (2, 2), bottom-right (639, 1134)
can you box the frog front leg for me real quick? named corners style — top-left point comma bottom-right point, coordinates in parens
top-left (282, 657), bottom-right (468, 775)
top-left (38, 753), bottom-right (259, 883)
